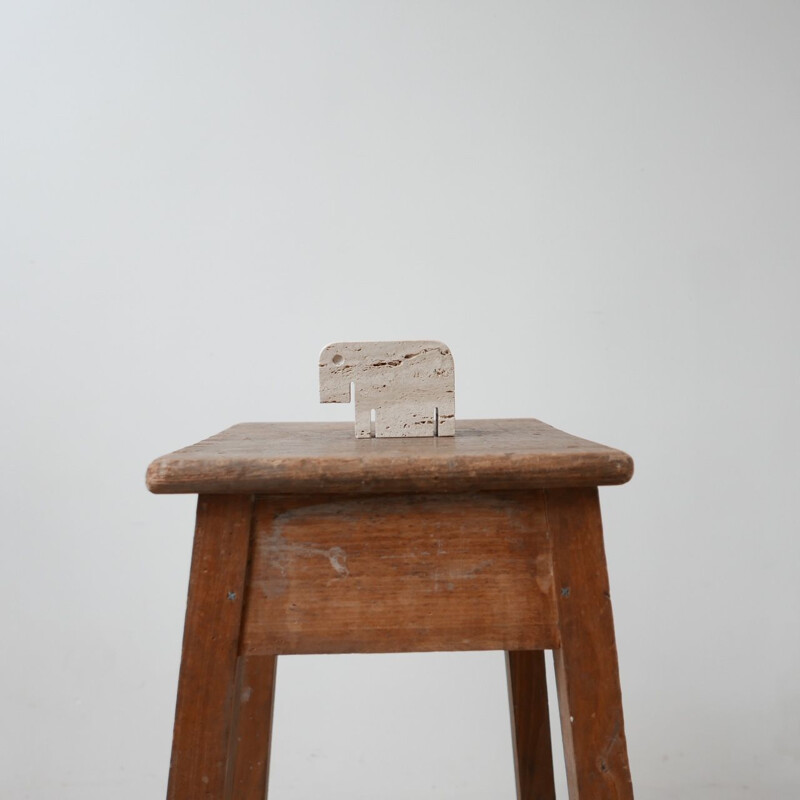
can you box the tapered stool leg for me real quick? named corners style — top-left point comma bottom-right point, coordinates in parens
top-left (224, 655), bottom-right (278, 799)
top-left (167, 495), bottom-right (254, 800)
top-left (547, 488), bottom-right (634, 800)
top-left (506, 650), bottom-right (556, 800)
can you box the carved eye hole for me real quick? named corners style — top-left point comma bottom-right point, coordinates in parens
top-left (332, 354), bottom-right (344, 365)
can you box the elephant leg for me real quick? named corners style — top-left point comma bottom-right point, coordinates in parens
top-left (354, 397), bottom-right (372, 439)
top-left (436, 398), bottom-right (455, 437)
top-left (374, 404), bottom-right (437, 438)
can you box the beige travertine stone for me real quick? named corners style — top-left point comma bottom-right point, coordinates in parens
top-left (319, 341), bottom-right (455, 438)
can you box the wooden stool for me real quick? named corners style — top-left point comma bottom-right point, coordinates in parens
top-left (147, 418), bottom-right (635, 799)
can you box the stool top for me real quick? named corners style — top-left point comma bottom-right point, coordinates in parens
top-left (146, 419), bottom-right (633, 495)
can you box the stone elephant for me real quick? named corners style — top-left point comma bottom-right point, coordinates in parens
top-left (319, 340), bottom-right (455, 438)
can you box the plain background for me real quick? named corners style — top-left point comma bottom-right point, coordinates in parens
top-left (2, 2), bottom-right (799, 798)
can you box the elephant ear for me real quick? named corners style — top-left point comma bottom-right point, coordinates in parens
top-left (318, 341), bottom-right (455, 439)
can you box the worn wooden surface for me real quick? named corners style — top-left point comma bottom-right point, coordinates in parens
top-left (167, 495), bottom-right (253, 800)
top-left (319, 340), bottom-right (455, 438)
top-left (506, 650), bottom-right (556, 800)
top-left (548, 487), bottom-right (634, 800)
top-left (224, 655), bottom-right (278, 800)
top-left (240, 492), bottom-right (560, 655)
top-left (147, 419), bottom-right (633, 495)
top-left (156, 441), bottom-right (635, 798)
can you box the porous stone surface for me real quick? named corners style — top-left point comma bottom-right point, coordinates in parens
top-left (319, 341), bottom-right (455, 438)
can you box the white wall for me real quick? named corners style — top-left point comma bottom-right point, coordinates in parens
top-left (2, 2), bottom-right (798, 797)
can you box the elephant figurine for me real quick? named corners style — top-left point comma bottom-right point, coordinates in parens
top-left (319, 340), bottom-right (455, 439)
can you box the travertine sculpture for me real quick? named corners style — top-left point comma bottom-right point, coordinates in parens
top-left (319, 341), bottom-right (455, 438)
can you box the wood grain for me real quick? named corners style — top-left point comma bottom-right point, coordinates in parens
top-left (167, 495), bottom-right (254, 800)
top-left (240, 492), bottom-right (560, 655)
top-left (224, 655), bottom-right (278, 800)
top-left (547, 488), bottom-right (634, 800)
top-left (147, 419), bottom-right (633, 495)
top-left (506, 650), bottom-right (556, 800)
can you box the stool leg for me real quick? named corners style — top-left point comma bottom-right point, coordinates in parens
top-left (224, 655), bottom-right (278, 799)
top-left (506, 650), bottom-right (556, 800)
top-left (167, 494), bottom-right (254, 800)
top-left (547, 488), bottom-right (634, 800)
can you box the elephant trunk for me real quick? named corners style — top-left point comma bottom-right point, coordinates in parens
top-left (319, 369), bottom-right (352, 403)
